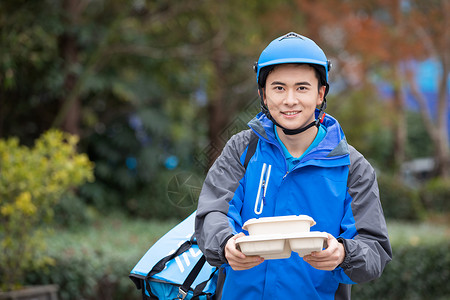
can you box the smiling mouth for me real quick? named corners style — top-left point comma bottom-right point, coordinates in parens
top-left (282, 111), bottom-right (300, 116)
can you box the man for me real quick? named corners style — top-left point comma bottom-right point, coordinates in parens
top-left (195, 32), bottom-right (392, 299)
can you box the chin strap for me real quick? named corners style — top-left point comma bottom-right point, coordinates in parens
top-left (259, 87), bottom-right (328, 136)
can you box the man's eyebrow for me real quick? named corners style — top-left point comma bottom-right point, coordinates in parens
top-left (270, 81), bottom-right (311, 86)
top-left (270, 81), bottom-right (286, 86)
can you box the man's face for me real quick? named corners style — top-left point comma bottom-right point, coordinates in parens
top-left (263, 64), bottom-right (325, 131)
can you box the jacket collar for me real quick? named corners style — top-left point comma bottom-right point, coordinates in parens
top-left (248, 109), bottom-right (349, 158)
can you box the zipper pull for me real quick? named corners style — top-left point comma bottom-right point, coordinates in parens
top-left (261, 180), bottom-right (266, 204)
top-left (283, 171), bottom-right (289, 179)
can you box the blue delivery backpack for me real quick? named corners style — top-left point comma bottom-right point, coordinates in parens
top-left (129, 212), bottom-right (218, 300)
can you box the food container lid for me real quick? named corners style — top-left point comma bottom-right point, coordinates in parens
top-left (235, 234), bottom-right (287, 244)
top-left (242, 215), bottom-right (316, 230)
top-left (236, 232), bottom-right (328, 244)
top-left (285, 231), bottom-right (328, 239)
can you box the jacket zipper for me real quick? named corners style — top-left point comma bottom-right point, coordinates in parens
top-left (254, 163), bottom-right (271, 215)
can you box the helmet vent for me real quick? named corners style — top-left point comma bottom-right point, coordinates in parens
top-left (279, 32), bottom-right (304, 40)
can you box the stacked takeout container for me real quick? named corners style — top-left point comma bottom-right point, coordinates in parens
top-left (235, 215), bottom-right (328, 259)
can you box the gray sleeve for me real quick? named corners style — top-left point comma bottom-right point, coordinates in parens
top-left (195, 130), bottom-right (252, 267)
top-left (339, 145), bottom-right (393, 283)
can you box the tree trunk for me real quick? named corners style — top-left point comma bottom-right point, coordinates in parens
top-left (407, 63), bottom-right (449, 179)
top-left (434, 59), bottom-right (450, 178)
top-left (58, 0), bottom-right (81, 136)
top-left (392, 66), bottom-right (406, 172)
top-left (207, 44), bottom-right (228, 168)
top-left (391, 0), bottom-right (407, 174)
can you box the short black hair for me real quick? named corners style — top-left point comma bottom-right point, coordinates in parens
top-left (258, 63), bottom-right (326, 93)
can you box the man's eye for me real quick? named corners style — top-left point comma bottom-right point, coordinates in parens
top-left (275, 86), bottom-right (284, 91)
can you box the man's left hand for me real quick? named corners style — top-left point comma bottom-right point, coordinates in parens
top-left (302, 234), bottom-right (345, 271)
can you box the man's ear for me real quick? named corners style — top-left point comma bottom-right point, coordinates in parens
top-left (258, 88), bottom-right (267, 105)
top-left (317, 85), bottom-right (326, 106)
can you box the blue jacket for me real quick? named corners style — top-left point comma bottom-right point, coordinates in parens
top-left (195, 111), bottom-right (392, 299)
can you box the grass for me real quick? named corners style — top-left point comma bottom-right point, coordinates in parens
top-left (386, 218), bottom-right (450, 247)
top-left (45, 213), bottom-right (181, 270)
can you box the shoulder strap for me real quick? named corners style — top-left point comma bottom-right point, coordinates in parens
top-left (144, 240), bottom-right (192, 299)
top-left (192, 264), bottom-right (218, 297)
top-left (243, 131), bottom-right (258, 169)
top-left (146, 239), bottom-right (193, 278)
top-left (177, 255), bottom-right (212, 299)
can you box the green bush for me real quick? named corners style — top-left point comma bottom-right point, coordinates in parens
top-left (25, 248), bottom-right (137, 300)
top-left (420, 178), bottom-right (450, 213)
top-left (25, 215), bottom-right (178, 300)
top-left (0, 129), bottom-right (94, 291)
top-left (352, 240), bottom-right (450, 299)
top-left (378, 174), bottom-right (426, 221)
top-left (52, 193), bottom-right (97, 229)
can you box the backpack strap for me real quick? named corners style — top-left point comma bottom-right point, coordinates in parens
top-left (192, 264), bottom-right (218, 298)
top-left (147, 239), bottom-right (193, 278)
top-left (145, 239), bottom-right (194, 299)
top-left (243, 131), bottom-right (259, 169)
top-left (177, 255), bottom-right (214, 299)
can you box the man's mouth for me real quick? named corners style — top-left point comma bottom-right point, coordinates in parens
top-left (282, 111), bottom-right (300, 116)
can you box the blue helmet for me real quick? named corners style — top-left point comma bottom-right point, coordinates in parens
top-left (254, 32), bottom-right (331, 84)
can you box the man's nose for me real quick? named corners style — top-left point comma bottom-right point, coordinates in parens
top-left (284, 89), bottom-right (298, 106)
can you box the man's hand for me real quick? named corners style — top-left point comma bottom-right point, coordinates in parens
top-left (225, 232), bottom-right (264, 271)
top-left (303, 234), bottom-right (345, 271)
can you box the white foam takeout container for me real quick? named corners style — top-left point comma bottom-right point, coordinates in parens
top-left (235, 234), bottom-right (291, 259)
top-left (242, 215), bottom-right (316, 235)
top-left (287, 232), bottom-right (328, 257)
top-left (236, 232), bottom-right (328, 259)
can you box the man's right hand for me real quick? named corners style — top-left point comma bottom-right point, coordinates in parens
top-left (224, 232), bottom-right (265, 271)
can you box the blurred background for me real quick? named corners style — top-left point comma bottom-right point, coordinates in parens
top-left (0, 0), bottom-right (449, 299)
